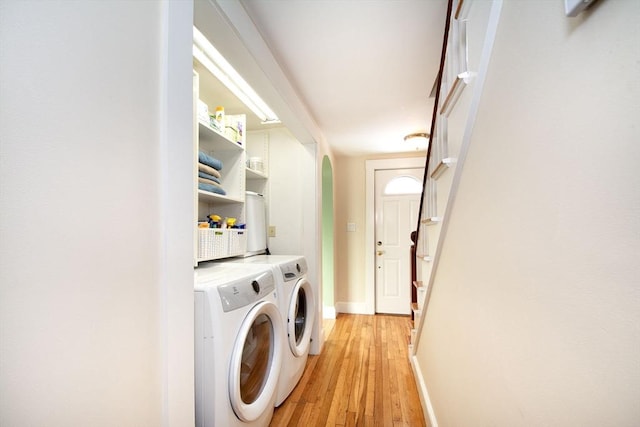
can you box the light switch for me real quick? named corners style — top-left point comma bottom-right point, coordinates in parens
top-left (268, 226), bottom-right (276, 237)
top-left (346, 222), bottom-right (357, 232)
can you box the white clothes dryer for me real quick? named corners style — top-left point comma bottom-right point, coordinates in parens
top-left (227, 255), bottom-right (315, 406)
top-left (194, 263), bottom-right (284, 427)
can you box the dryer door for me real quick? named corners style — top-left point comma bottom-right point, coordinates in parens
top-left (287, 278), bottom-right (315, 357)
top-left (229, 301), bottom-right (283, 422)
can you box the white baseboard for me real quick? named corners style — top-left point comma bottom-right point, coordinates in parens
top-left (323, 305), bottom-right (336, 319)
top-left (335, 301), bottom-right (369, 314)
top-left (410, 354), bottom-right (438, 427)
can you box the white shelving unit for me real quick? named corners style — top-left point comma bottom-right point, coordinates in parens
top-left (194, 68), bottom-right (248, 263)
top-left (193, 66), bottom-right (271, 264)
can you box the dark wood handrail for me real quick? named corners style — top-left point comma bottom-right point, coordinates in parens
top-left (415, 0), bottom-right (454, 236)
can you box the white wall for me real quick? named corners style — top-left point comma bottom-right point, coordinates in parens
top-left (415, 1), bottom-right (640, 425)
top-left (267, 128), bottom-right (307, 255)
top-left (0, 2), bottom-right (194, 425)
top-left (266, 128), bottom-right (327, 353)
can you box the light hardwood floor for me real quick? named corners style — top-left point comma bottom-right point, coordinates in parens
top-left (270, 314), bottom-right (427, 427)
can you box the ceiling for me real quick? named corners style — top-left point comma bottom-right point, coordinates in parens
top-left (238, 0), bottom-right (448, 157)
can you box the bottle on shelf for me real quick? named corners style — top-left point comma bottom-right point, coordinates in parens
top-left (213, 106), bottom-right (224, 132)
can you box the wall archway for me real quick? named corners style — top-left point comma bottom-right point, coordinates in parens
top-left (321, 155), bottom-right (335, 321)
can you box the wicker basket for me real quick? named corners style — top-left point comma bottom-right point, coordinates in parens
top-left (228, 229), bottom-right (247, 256)
top-left (198, 228), bottom-right (229, 260)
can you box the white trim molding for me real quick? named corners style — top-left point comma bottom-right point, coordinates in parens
top-left (335, 301), bottom-right (369, 314)
top-left (410, 354), bottom-right (439, 427)
top-left (323, 305), bottom-right (336, 319)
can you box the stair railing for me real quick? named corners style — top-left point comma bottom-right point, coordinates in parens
top-left (410, 0), bottom-right (503, 354)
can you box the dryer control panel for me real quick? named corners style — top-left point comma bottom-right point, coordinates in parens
top-left (280, 258), bottom-right (308, 282)
top-left (217, 271), bottom-right (275, 312)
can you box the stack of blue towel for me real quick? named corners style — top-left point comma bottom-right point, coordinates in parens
top-left (198, 151), bottom-right (226, 195)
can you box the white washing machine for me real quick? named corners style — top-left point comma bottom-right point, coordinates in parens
top-left (226, 255), bottom-right (315, 406)
top-left (194, 263), bottom-right (284, 427)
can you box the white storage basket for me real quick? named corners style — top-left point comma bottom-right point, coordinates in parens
top-left (228, 229), bottom-right (247, 256)
top-left (198, 228), bottom-right (229, 260)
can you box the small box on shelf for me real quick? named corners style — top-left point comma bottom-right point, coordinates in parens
top-left (224, 114), bottom-right (245, 146)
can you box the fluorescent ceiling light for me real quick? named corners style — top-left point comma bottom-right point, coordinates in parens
top-left (193, 26), bottom-right (280, 124)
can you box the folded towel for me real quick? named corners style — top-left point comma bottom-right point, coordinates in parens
top-left (198, 163), bottom-right (221, 179)
top-left (198, 171), bottom-right (221, 184)
top-left (198, 151), bottom-right (223, 171)
top-left (198, 177), bottom-right (223, 188)
top-left (198, 182), bottom-right (226, 196)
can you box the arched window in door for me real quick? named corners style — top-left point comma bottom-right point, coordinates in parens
top-left (384, 175), bottom-right (422, 195)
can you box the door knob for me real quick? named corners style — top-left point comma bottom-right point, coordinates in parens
top-left (377, 250), bottom-right (385, 256)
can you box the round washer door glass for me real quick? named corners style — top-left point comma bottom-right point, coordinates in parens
top-left (288, 278), bottom-right (315, 357)
top-left (229, 301), bottom-right (283, 422)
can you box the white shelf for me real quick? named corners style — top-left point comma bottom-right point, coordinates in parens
top-left (246, 167), bottom-right (267, 180)
top-left (197, 189), bottom-right (244, 204)
top-left (198, 121), bottom-right (243, 152)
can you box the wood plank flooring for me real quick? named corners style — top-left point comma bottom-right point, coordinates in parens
top-left (270, 314), bottom-right (426, 427)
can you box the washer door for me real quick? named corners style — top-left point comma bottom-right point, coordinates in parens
top-left (287, 278), bottom-right (315, 357)
top-left (229, 301), bottom-right (283, 422)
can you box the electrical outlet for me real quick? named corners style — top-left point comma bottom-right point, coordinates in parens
top-left (268, 226), bottom-right (276, 237)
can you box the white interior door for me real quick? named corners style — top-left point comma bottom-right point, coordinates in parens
top-left (374, 168), bottom-right (422, 314)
